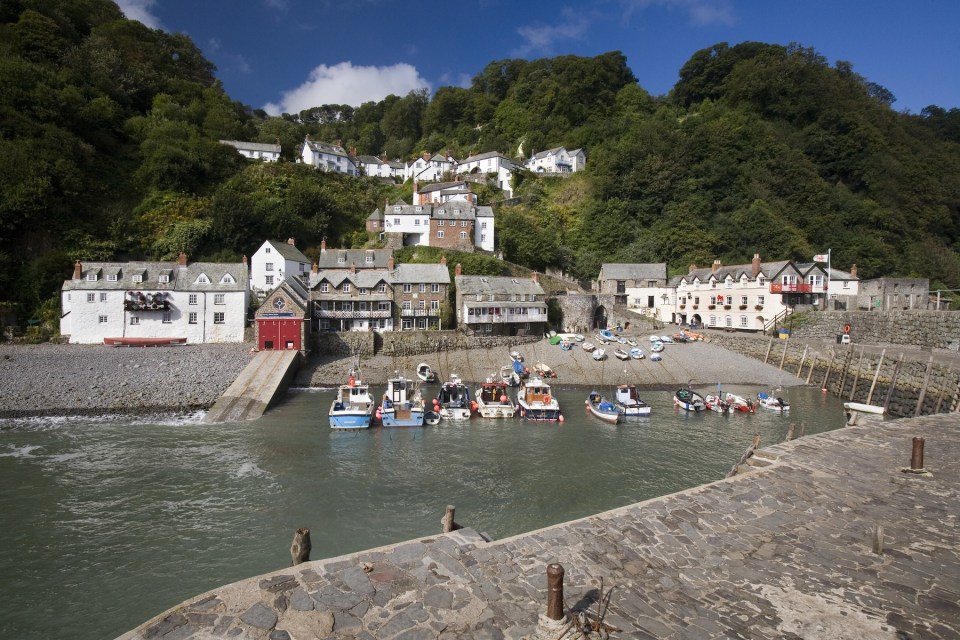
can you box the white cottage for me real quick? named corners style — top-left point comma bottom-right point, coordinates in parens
top-left (250, 238), bottom-right (311, 296)
top-left (220, 140), bottom-right (281, 162)
top-left (300, 138), bottom-right (359, 176)
top-left (61, 253), bottom-right (249, 344)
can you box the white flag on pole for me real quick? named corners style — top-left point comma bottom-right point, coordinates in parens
top-left (813, 254), bottom-right (828, 262)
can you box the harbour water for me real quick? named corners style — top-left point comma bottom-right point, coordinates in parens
top-left (0, 383), bottom-right (847, 640)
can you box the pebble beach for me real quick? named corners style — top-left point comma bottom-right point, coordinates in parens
top-left (0, 333), bottom-right (801, 418)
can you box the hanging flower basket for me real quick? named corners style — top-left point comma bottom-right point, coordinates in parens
top-left (708, 304), bottom-right (716, 310)
top-left (739, 305), bottom-right (747, 310)
top-left (724, 305), bottom-right (732, 310)
top-left (692, 304), bottom-right (699, 309)
top-left (679, 304), bottom-right (686, 309)
top-left (754, 304), bottom-right (764, 311)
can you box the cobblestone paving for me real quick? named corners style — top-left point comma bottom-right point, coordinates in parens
top-left (120, 414), bottom-right (960, 639)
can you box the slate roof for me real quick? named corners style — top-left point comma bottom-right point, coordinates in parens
top-left (600, 263), bottom-right (667, 281)
top-left (63, 260), bottom-right (248, 292)
top-left (220, 140), bottom-right (281, 154)
top-left (265, 240), bottom-right (310, 263)
top-left (455, 275), bottom-right (545, 297)
top-left (393, 263), bottom-right (450, 284)
top-left (315, 249), bottom-right (393, 270)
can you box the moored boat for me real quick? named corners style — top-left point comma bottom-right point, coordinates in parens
top-left (416, 362), bottom-right (438, 383)
top-left (474, 376), bottom-right (517, 418)
top-left (499, 364), bottom-right (521, 387)
top-left (757, 392), bottom-right (790, 412)
top-left (614, 383), bottom-right (651, 417)
top-left (674, 387), bottom-right (706, 412)
top-left (432, 373), bottom-right (472, 421)
top-left (378, 375), bottom-right (426, 427)
top-left (533, 362), bottom-right (557, 378)
top-left (704, 394), bottom-right (731, 414)
top-left (592, 348), bottom-right (607, 361)
top-left (725, 393), bottom-right (756, 412)
top-left (103, 336), bottom-right (187, 347)
top-left (517, 376), bottom-right (562, 422)
top-left (585, 391), bottom-right (620, 424)
top-left (614, 348), bottom-right (630, 361)
top-left (599, 329), bottom-right (617, 342)
top-left (573, 334), bottom-right (585, 342)
top-left (328, 369), bottom-right (376, 429)
top-left (629, 347), bottom-right (645, 360)
top-left (650, 341), bottom-right (665, 353)
top-left (581, 341), bottom-right (596, 353)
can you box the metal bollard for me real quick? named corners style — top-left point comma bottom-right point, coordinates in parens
top-left (911, 437), bottom-right (925, 470)
top-left (546, 563), bottom-right (564, 620)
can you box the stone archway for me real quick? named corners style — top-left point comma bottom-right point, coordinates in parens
top-left (593, 305), bottom-right (607, 330)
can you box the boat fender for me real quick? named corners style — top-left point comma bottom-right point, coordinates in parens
top-left (500, 395), bottom-right (508, 403)
top-left (843, 323), bottom-right (851, 333)
top-left (470, 401), bottom-right (478, 411)
top-left (558, 414), bottom-right (564, 422)
top-left (544, 395), bottom-right (551, 404)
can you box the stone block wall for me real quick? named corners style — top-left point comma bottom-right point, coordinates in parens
top-left (312, 330), bottom-right (540, 359)
top-left (788, 310), bottom-right (960, 351)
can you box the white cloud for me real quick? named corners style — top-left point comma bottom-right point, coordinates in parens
top-left (264, 62), bottom-right (431, 115)
top-left (115, 0), bottom-right (163, 29)
top-left (514, 8), bottom-right (591, 57)
top-left (619, 0), bottom-right (736, 27)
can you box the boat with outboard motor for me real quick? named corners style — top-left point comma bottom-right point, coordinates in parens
top-left (585, 391), bottom-right (620, 424)
top-left (474, 376), bottom-right (517, 418)
top-left (614, 383), bottom-right (651, 417)
top-left (517, 376), bottom-right (562, 422)
top-left (674, 387), bottom-right (706, 412)
top-left (328, 368), bottom-right (376, 429)
top-left (378, 374), bottom-right (426, 427)
top-left (433, 373), bottom-right (472, 421)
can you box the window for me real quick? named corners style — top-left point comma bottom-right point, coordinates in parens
top-left (359, 287), bottom-right (368, 295)
top-left (188, 312), bottom-right (198, 324)
top-left (414, 219), bottom-right (420, 226)
top-left (158, 274), bottom-right (169, 283)
top-left (130, 316), bottom-right (139, 325)
top-left (740, 296), bottom-right (748, 306)
top-left (431, 300), bottom-right (440, 310)
top-left (757, 295), bottom-right (765, 306)
top-left (758, 276), bottom-right (766, 286)
top-left (475, 294), bottom-right (483, 301)
top-left (419, 283), bottom-right (426, 293)
top-left (365, 255), bottom-right (373, 263)
top-left (87, 273), bottom-right (97, 282)
top-left (338, 256), bottom-right (346, 264)
top-left (740, 315), bottom-right (748, 328)
top-left (418, 300), bottom-right (425, 309)
top-left (87, 293), bottom-right (95, 303)
top-left (378, 283), bottom-right (386, 293)
top-left (197, 275), bottom-right (209, 284)
top-left (213, 312), bottom-right (225, 324)
top-left (431, 284), bottom-right (440, 293)
top-left (266, 263), bottom-right (274, 271)
top-left (342, 283), bottom-right (351, 293)
top-left (132, 275), bottom-right (143, 283)
top-left (162, 312), bottom-right (171, 323)
top-left (437, 230), bottom-right (444, 239)
top-left (98, 315), bottom-right (107, 324)
top-left (403, 284), bottom-right (412, 293)
top-left (265, 276), bottom-right (274, 285)
top-left (393, 218), bottom-right (400, 225)
top-left (402, 300), bottom-right (411, 310)
top-left (461, 221), bottom-right (467, 227)
top-left (219, 274), bottom-right (234, 284)
top-left (189, 294), bottom-right (198, 305)
top-left (378, 301), bottom-right (390, 311)
top-left (460, 232), bottom-right (467, 239)
top-left (438, 220), bottom-right (444, 226)
top-left (481, 234), bottom-right (486, 243)
top-left (481, 222), bottom-right (487, 229)
top-left (214, 294), bottom-right (225, 305)
top-left (107, 274), bottom-right (118, 282)
top-left (342, 302), bottom-right (353, 311)
top-left (99, 292), bottom-right (107, 302)
top-left (265, 247), bottom-right (271, 253)
top-left (843, 281), bottom-right (849, 289)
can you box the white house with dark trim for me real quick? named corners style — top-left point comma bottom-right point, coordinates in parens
top-left (250, 239), bottom-right (311, 296)
top-left (220, 140), bottom-right (281, 162)
top-left (457, 151), bottom-right (517, 197)
top-left (300, 138), bottom-right (359, 176)
top-left (61, 253), bottom-right (249, 344)
top-left (525, 147), bottom-right (586, 174)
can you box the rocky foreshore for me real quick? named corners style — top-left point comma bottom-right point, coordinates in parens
top-left (1, 333), bottom-right (803, 418)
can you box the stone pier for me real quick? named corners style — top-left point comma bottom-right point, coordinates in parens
top-left (120, 413), bottom-right (960, 639)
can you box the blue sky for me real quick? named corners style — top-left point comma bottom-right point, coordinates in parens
top-left (117, 0), bottom-right (959, 117)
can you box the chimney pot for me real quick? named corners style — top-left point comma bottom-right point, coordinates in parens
top-left (73, 260), bottom-right (82, 280)
top-left (178, 252), bottom-right (187, 266)
top-left (321, 238), bottom-right (326, 253)
top-left (351, 262), bottom-right (356, 273)
top-left (440, 255), bottom-right (447, 266)
top-left (711, 259), bottom-right (721, 273)
top-left (455, 263), bottom-right (462, 276)
top-left (850, 264), bottom-right (858, 278)
top-left (532, 271), bottom-right (539, 283)
top-left (388, 256), bottom-right (395, 270)
top-left (287, 238), bottom-right (295, 246)
top-left (751, 253), bottom-right (761, 278)
top-left (312, 262), bottom-right (318, 274)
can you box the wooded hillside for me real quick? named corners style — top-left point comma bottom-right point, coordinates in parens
top-left (2, 1), bottom-right (959, 326)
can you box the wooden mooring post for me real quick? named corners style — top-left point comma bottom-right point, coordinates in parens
top-left (911, 437), bottom-right (925, 471)
top-left (882, 353), bottom-right (904, 414)
top-left (865, 349), bottom-right (887, 405)
top-left (726, 434), bottom-right (761, 478)
top-left (796, 346), bottom-right (808, 378)
top-left (805, 354), bottom-right (817, 385)
top-left (849, 348), bottom-right (865, 401)
top-left (820, 351), bottom-right (836, 391)
top-left (838, 348), bottom-right (854, 398)
top-left (441, 504), bottom-right (462, 533)
top-left (915, 355), bottom-right (936, 416)
top-left (778, 339), bottom-right (788, 371)
top-left (934, 365), bottom-right (952, 414)
top-left (763, 337), bottom-right (774, 365)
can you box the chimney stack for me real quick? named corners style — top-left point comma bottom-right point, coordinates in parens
top-left (387, 256), bottom-right (395, 270)
top-left (455, 263), bottom-right (462, 276)
top-left (287, 238), bottom-right (295, 246)
top-left (242, 255), bottom-right (247, 265)
top-left (751, 253), bottom-right (761, 278)
top-left (850, 264), bottom-right (858, 279)
top-left (711, 259), bottom-right (721, 273)
top-left (689, 263), bottom-right (697, 274)
top-left (320, 238), bottom-right (326, 253)
top-left (73, 261), bottom-right (82, 280)
top-left (178, 252), bottom-right (188, 267)
top-left (531, 271), bottom-right (539, 283)
top-left (351, 262), bottom-right (356, 273)
top-left (440, 255), bottom-right (447, 267)
top-left (311, 262), bottom-right (318, 274)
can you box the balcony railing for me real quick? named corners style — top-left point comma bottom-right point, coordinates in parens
top-left (400, 309), bottom-right (440, 317)
top-left (314, 309), bottom-right (391, 319)
top-left (769, 283), bottom-right (826, 293)
top-left (465, 312), bottom-right (544, 324)
top-left (124, 301), bottom-right (170, 311)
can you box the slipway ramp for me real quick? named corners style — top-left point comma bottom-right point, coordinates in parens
top-left (204, 350), bottom-right (300, 422)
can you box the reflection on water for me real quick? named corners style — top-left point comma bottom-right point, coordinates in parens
top-left (0, 384), bottom-right (846, 640)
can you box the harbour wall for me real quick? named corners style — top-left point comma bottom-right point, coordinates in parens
top-left (313, 331), bottom-right (542, 358)
top-left (785, 309), bottom-right (960, 351)
top-left (709, 332), bottom-right (960, 419)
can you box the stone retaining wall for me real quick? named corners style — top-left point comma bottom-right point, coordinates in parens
top-left (709, 333), bottom-right (960, 419)
top-left (312, 331), bottom-right (541, 359)
top-left (788, 310), bottom-right (960, 351)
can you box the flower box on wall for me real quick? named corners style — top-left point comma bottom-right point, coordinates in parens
top-left (739, 305), bottom-right (747, 310)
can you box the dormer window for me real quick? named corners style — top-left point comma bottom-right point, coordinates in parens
top-left (86, 273), bottom-right (97, 282)
top-left (342, 283), bottom-right (351, 293)
top-left (394, 206), bottom-right (401, 212)
top-left (320, 283), bottom-right (329, 293)
top-left (365, 255), bottom-right (374, 263)
top-left (132, 274), bottom-right (143, 283)
top-left (415, 206), bottom-right (422, 212)
top-left (197, 274), bottom-right (209, 284)
top-left (338, 256), bottom-right (346, 264)
top-left (453, 208), bottom-right (460, 215)
top-left (220, 274), bottom-right (234, 284)
top-left (107, 274), bottom-right (118, 282)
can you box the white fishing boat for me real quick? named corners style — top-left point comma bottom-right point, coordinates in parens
top-left (585, 391), bottom-right (620, 424)
top-left (630, 347), bottom-right (645, 359)
top-left (614, 383), bottom-right (651, 417)
top-left (378, 374), bottom-right (426, 427)
top-left (433, 373), bottom-right (472, 420)
top-left (474, 376), bottom-right (517, 418)
top-left (674, 387), bottom-right (706, 412)
top-left (757, 392), bottom-right (790, 412)
top-left (328, 369), bottom-right (376, 429)
top-left (517, 376), bottom-right (562, 422)
top-left (614, 348), bottom-right (630, 361)
top-left (592, 348), bottom-right (607, 361)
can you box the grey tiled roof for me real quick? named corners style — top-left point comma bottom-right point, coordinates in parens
top-left (63, 260), bottom-right (248, 292)
top-left (455, 275), bottom-right (545, 296)
top-left (315, 249), bottom-right (393, 269)
top-left (266, 240), bottom-right (310, 263)
top-left (600, 263), bottom-right (667, 281)
top-left (220, 140), bottom-right (281, 154)
top-left (394, 263), bottom-right (450, 283)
